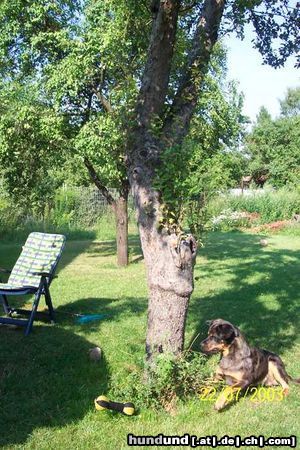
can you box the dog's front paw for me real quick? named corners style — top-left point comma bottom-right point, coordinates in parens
top-left (214, 403), bottom-right (226, 411)
top-left (214, 398), bottom-right (227, 411)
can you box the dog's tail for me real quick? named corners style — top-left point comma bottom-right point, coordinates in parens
top-left (288, 375), bottom-right (300, 384)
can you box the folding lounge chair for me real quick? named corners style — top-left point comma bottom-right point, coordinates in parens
top-left (0, 232), bottom-right (66, 335)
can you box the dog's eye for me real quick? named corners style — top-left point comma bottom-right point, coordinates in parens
top-left (212, 336), bottom-right (221, 343)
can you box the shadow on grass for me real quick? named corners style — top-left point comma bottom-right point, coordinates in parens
top-left (0, 239), bottom-right (113, 447)
top-left (85, 235), bottom-right (142, 260)
top-left (0, 295), bottom-right (147, 447)
top-left (189, 232), bottom-right (300, 355)
top-left (55, 295), bottom-right (147, 326)
top-left (0, 325), bottom-right (108, 447)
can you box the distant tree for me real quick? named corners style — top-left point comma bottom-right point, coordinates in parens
top-left (280, 86), bottom-right (300, 117)
top-left (0, 82), bottom-right (67, 213)
top-left (246, 102), bottom-right (300, 187)
top-left (256, 106), bottom-right (272, 123)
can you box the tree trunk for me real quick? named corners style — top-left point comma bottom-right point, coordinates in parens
top-left (142, 219), bottom-right (197, 361)
top-left (113, 193), bottom-right (129, 267)
top-left (130, 180), bottom-right (197, 360)
top-left (146, 287), bottom-right (190, 357)
top-left (84, 157), bottom-right (130, 266)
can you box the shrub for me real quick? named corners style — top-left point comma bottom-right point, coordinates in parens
top-left (0, 187), bottom-right (116, 241)
top-left (0, 195), bottom-right (26, 238)
top-left (110, 352), bottom-right (212, 412)
top-left (0, 186), bottom-right (137, 242)
top-left (210, 209), bottom-right (253, 231)
top-left (206, 187), bottom-right (300, 230)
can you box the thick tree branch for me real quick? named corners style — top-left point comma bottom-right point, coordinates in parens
top-left (162, 0), bottom-right (226, 146)
top-left (92, 67), bottom-right (114, 113)
top-left (128, 0), bottom-right (180, 172)
top-left (93, 88), bottom-right (113, 113)
top-left (135, 0), bottom-right (180, 130)
top-left (120, 178), bottom-right (130, 199)
top-left (151, 0), bottom-right (161, 15)
top-left (83, 93), bottom-right (93, 123)
top-left (84, 157), bottom-right (115, 205)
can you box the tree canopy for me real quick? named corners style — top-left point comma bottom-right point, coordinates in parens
top-left (0, 0), bottom-right (248, 224)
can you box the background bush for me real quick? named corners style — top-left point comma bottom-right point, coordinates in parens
top-left (207, 187), bottom-right (300, 230)
top-left (0, 186), bottom-right (134, 242)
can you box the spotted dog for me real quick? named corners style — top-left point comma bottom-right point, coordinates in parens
top-left (200, 319), bottom-right (300, 410)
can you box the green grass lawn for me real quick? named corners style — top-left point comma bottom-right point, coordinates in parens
top-left (0, 232), bottom-right (299, 449)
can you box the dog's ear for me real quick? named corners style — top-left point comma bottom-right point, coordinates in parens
top-left (233, 326), bottom-right (240, 337)
top-left (217, 323), bottom-right (237, 343)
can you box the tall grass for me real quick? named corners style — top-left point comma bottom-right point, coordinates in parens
top-left (0, 187), bottom-right (137, 242)
top-left (207, 187), bottom-right (300, 226)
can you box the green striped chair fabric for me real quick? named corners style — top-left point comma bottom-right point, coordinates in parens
top-left (0, 232), bottom-right (66, 290)
top-left (0, 232), bottom-right (66, 335)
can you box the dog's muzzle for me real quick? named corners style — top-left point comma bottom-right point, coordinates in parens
top-left (200, 338), bottom-right (220, 355)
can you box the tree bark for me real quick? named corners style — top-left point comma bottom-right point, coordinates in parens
top-left (147, 288), bottom-right (190, 355)
top-left (113, 190), bottom-right (129, 267)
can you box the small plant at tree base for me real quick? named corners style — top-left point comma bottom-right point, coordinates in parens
top-left (110, 351), bottom-right (212, 413)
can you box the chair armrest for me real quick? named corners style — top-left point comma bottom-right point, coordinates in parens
top-left (32, 272), bottom-right (51, 277)
top-left (0, 268), bottom-right (11, 274)
top-left (32, 272), bottom-right (58, 279)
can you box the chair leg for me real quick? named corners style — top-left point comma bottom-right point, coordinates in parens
top-left (1, 294), bottom-right (11, 315)
top-left (25, 290), bottom-right (42, 336)
top-left (44, 282), bottom-right (55, 323)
